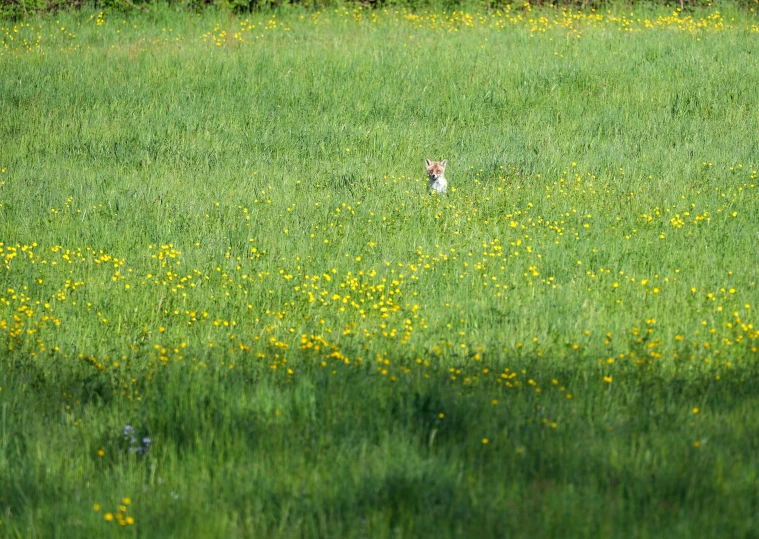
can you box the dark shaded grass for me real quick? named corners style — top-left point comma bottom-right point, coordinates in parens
top-left (2, 351), bottom-right (759, 536)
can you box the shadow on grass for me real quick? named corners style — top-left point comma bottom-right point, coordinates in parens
top-left (2, 353), bottom-right (759, 536)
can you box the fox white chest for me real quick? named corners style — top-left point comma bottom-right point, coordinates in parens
top-left (429, 177), bottom-right (448, 194)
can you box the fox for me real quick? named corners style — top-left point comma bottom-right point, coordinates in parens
top-left (425, 158), bottom-right (448, 194)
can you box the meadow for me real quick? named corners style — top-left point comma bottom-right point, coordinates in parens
top-left (2, 4), bottom-right (759, 536)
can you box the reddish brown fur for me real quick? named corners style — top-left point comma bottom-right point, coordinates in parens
top-left (425, 158), bottom-right (447, 179)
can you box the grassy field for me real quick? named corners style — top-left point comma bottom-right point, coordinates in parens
top-left (2, 4), bottom-right (759, 537)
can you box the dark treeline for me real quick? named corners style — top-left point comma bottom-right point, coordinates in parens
top-left (0, 0), bottom-right (749, 24)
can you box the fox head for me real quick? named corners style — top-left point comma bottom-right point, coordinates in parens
top-left (425, 158), bottom-right (447, 181)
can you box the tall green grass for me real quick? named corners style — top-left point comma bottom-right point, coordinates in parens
top-left (1, 6), bottom-right (759, 537)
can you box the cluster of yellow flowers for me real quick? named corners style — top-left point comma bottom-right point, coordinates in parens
top-left (93, 498), bottom-right (135, 526)
top-left (0, 159), bottom-right (756, 415)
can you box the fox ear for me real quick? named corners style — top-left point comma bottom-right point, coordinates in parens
top-left (440, 159), bottom-right (447, 167)
top-left (425, 158), bottom-right (432, 167)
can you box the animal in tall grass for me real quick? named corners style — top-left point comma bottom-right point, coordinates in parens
top-left (425, 158), bottom-right (448, 194)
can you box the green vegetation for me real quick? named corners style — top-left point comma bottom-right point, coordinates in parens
top-left (1, 6), bottom-right (759, 537)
